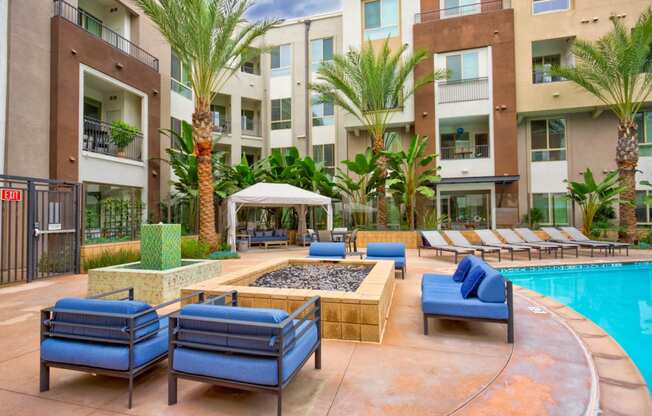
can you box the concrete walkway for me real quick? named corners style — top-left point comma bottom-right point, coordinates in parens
top-left (2, 248), bottom-right (643, 415)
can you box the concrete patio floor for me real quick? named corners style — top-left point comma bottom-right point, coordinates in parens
top-left (1, 248), bottom-right (651, 415)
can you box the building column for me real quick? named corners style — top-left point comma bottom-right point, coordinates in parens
top-left (230, 95), bottom-right (242, 165)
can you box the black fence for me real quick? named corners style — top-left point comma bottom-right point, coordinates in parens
top-left (159, 199), bottom-right (199, 236)
top-left (84, 199), bottom-right (143, 244)
top-left (53, 0), bottom-right (159, 71)
top-left (440, 144), bottom-right (490, 160)
top-left (415, 0), bottom-right (510, 23)
top-left (82, 117), bottom-right (143, 161)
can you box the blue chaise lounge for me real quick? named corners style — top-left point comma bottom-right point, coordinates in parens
top-left (306, 242), bottom-right (346, 260)
top-left (40, 288), bottom-right (202, 408)
top-left (421, 256), bottom-right (514, 343)
top-left (365, 242), bottom-right (406, 279)
top-left (168, 291), bottom-right (322, 416)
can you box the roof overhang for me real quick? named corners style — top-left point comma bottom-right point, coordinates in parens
top-left (435, 175), bottom-right (520, 185)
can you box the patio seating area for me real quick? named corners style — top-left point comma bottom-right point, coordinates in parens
top-left (3, 248), bottom-right (650, 415)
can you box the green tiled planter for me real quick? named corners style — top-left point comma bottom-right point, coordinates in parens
top-left (140, 223), bottom-right (182, 270)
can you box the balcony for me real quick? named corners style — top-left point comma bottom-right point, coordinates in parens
top-left (53, 0), bottom-right (159, 71)
top-left (211, 114), bottom-right (231, 134)
top-left (415, 0), bottom-right (510, 24)
top-left (82, 117), bottom-right (143, 161)
top-left (440, 144), bottom-right (489, 160)
top-left (438, 77), bottom-right (489, 104)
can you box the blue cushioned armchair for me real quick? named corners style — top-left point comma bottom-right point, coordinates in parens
top-left (365, 243), bottom-right (406, 279)
top-left (168, 291), bottom-right (322, 416)
top-left (421, 256), bottom-right (514, 343)
top-left (306, 242), bottom-right (346, 260)
top-left (40, 287), bottom-right (204, 408)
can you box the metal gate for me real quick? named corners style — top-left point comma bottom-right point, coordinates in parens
top-left (0, 175), bottom-right (80, 285)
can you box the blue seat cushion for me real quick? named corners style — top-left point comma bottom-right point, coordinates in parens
top-left (452, 256), bottom-right (482, 282)
top-left (460, 265), bottom-right (486, 299)
top-left (366, 243), bottom-right (406, 258)
top-left (422, 290), bottom-right (508, 320)
top-left (421, 274), bottom-right (460, 291)
top-left (173, 320), bottom-right (318, 386)
top-left (179, 304), bottom-right (294, 353)
top-left (51, 298), bottom-right (159, 341)
top-left (366, 256), bottom-right (405, 269)
top-left (42, 318), bottom-right (168, 371)
top-left (477, 271), bottom-right (506, 303)
top-left (308, 242), bottom-right (345, 258)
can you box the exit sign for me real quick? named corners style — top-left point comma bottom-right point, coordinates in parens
top-left (0, 189), bottom-right (22, 202)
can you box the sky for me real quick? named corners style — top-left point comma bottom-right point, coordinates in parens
top-left (246, 0), bottom-right (342, 20)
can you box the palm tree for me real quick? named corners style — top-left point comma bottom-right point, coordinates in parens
top-left (137, 0), bottom-right (277, 248)
top-left (384, 135), bottom-right (441, 230)
top-left (566, 169), bottom-right (627, 236)
top-left (552, 8), bottom-right (652, 242)
top-left (312, 39), bottom-right (446, 227)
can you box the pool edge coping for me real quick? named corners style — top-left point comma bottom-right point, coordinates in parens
top-left (514, 285), bottom-right (652, 416)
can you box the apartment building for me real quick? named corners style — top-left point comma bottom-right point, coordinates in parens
top-left (514, 0), bottom-right (652, 227)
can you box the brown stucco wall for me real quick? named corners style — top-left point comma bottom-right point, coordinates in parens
top-left (50, 16), bottom-right (161, 212)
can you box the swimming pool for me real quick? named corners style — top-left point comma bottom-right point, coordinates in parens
top-left (502, 262), bottom-right (652, 391)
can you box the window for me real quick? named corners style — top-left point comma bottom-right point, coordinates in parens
top-left (532, 54), bottom-right (562, 84)
top-left (311, 37), bottom-right (334, 71)
top-left (531, 119), bottom-right (566, 161)
top-left (171, 51), bottom-right (192, 99)
top-left (442, 0), bottom-right (481, 18)
top-left (270, 44), bottom-right (291, 76)
top-left (364, 0), bottom-right (399, 41)
top-left (170, 117), bottom-right (182, 150)
top-left (312, 96), bottom-right (335, 126)
top-left (445, 51), bottom-right (479, 81)
top-left (241, 61), bottom-right (257, 75)
top-left (78, 8), bottom-right (102, 37)
top-left (210, 104), bottom-right (230, 133)
top-left (241, 109), bottom-right (255, 132)
top-left (532, 193), bottom-right (569, 225)
top-left (271, 98), bottom-right (292, 130)
top-left (635, 111), bottom-right (652, 156)
top-left (636, 191), bottom-right (652, 224)
top-left (533, 0), bottom-right (570, 15)
top-left (83, 183), bottom-right (143, 244)
top-left (313, 144), bottom-right (335, 176)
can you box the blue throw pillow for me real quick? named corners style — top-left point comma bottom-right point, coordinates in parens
top-left (477, 272), bottom-right (506, 303)
top-left (460, 266), bottom-right (486, 299)
top-left (254, 231), bottom-right (263, 237)
top-left (263, 230), bottom-right (274, 237)
top-left (452, 256), bottom-right (476, 282)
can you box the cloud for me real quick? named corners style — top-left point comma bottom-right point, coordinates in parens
top-left (247, 0), bottom-right (342, 20)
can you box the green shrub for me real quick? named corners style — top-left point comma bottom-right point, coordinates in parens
top-left (110, 120), bottom-right (140, 150)
top-left (209, 251), bottom-right (240, 260)
top-left (83, 249), bottom-right (140, 270)
top-left (181, 239), bottom-right (211, 259)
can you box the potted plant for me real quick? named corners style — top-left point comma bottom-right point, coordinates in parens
top-left (110, 120), bottom-right (140, 157)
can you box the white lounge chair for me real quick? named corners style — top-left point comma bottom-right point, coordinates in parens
top-left (560, 227), bottom-right (630, 256)
top-left (418, 231), bottom-right (474, 264)
top-left (444, 231), bottom-right (501, 262)
top-left (475, 230), bottom-right (532, 261)
top-left (541, 227), bottom-right (610, 257)
top-left (514, 228), bottom-right (579, 258)
top-left (495, 229), bottom-right (557, 260)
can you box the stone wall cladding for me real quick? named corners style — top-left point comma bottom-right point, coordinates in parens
top-left (88, 259), bottom-right (220, 304)
top-left (182, 258), bottom-right (396, 343)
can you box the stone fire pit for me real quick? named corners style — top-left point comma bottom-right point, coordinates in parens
top-left (182, 258), bottom-right (395, 342)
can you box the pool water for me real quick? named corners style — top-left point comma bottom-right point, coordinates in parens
top-left (502, 262), bottom-right (652, 391)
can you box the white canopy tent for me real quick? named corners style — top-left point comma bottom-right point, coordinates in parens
top-left (226, 183), bottom-right (333, 250)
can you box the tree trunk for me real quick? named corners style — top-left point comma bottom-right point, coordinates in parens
top-left (193, 101), bottom-right (219, 249)
top-left (616, 121), bottom-right (639, 243)
top-left (372, 129), bottom-right (387, 228)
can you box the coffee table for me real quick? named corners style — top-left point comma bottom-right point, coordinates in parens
top-left (264, 240), bottom-right (288, 250)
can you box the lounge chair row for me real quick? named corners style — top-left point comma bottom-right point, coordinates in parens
top-left (40, 288), bottom-right (322, 416)
top-left (419, 227), bottom-right (629, 263)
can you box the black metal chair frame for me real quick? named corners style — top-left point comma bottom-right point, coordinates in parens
top-left (168, 291), bottom-right (322, 416)
top-left (423, 280), bottom-right (514, 344)
top-left (40, 287), bottom-right (205, 409)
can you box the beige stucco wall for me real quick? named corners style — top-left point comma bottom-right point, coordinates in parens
top-left (514, 0), bottom-right (651, 115)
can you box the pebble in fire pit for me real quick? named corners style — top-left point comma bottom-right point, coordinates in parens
top-left (250, 264), bottom-right (372, 292)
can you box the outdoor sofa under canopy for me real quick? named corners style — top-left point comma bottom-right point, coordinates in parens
top-left (226, 183), bottom-right (333, 250)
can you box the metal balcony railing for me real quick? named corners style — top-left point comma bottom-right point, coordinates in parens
top-left (82, 117), bottom-right (143, 161)
top-left (440, 144), bottom-right (490, 160)
top-left (211, 114), bottom-right (232, 134)
top-left (53, 0), bottom-right (159, 72)
top-left (415, 0), bottom-right (510, 24)
top-left (438, 77), bottom-right (489, 104)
